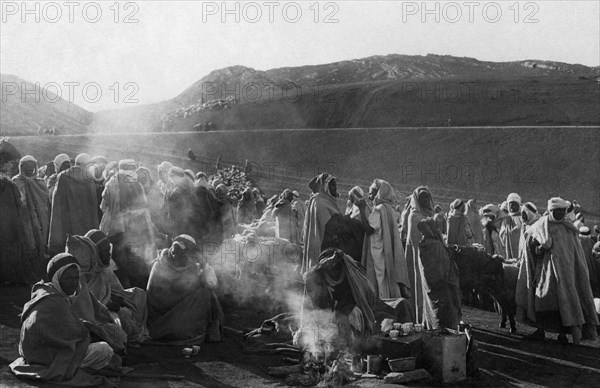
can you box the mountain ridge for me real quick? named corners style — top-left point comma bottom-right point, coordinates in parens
top-left (1, 53), bottom-right (598, 135)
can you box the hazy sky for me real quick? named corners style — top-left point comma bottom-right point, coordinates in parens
top-left (1, 0), bottom-right (599, 111)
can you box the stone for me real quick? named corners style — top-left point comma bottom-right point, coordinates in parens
top-left (383, 369), bottom-right (432, 384)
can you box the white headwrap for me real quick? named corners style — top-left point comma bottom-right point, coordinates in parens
top-left (53, 153), bottom-right (70, 173)
top-left (158, 161), bottom-right (173, 173)
top-left (522, 202), bottom-right (540, 225)
top-left (547, 197), bottom-right (570, 211)
top-left (507, 193), bottom-right (522, 205)
top-left (118, 159), bottom-right (138, 179)
top-left (349, 186), bottom-right (364, 200)
top-left (75, 153), bottom-right (91, 166)
top-left (20, 155), bottom-right (37, 164)
top-left (47, 253), bottom-right (81, 296)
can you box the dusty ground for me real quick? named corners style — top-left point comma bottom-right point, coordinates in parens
top-left (1, 284), bottom-right (599, 388)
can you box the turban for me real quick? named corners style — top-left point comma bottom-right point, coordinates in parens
top-left (215, 184), bottom-right (228, 198)
top-left (212, 178), bottom-right (223, 189)
top-left (158, 161), bottom-right (173, 173)
top-left (371, 179), bottom-right (396, 206)
top-left (85, 229), bottom-right (110, 252)
top-left (103, 161), bottom-right (118, 180)
top-left (507, 193), bottom-right (522, 204)
top-left (450, 199), bottom-right (465, 211)
top-left (53, 153), bottom-right (70, 172)
top-left (195, 171), bottom-right (207, 180)
top-left (118, 159), bottom-right (137, 171)
top-left (47, 253), bottom-right (80, 296)
top-left (576, 223), bottom-right (590, 235)
top-left (500, 201), bottom-right (508, 212)
top-left (349, 186), bottom-right (364, 200)
top-left (168, 166), bottom-right (185, 177)
top-left (184, 169), bottom-right (195, 180)
top-left (173, 234), bottom-right (199, 253)
top-left (75, 153), bottom-right (91, 166)
top-left (292, 190), bottom-right (300, 198)
top-left (19, 155), bottom-right (37, 164)
top-left (434, 204), bottom-right (442, 213)
top-left (547, 197), bottom-right (570, 211)
top-left (87, 164), bottom-right (105, 182)
top-left (523, 202), bottom-right (538, 214)
top-left (481, 204), bottom-right (500, 218)
top-left (521, 202), bottom-right (539, 224)
top-left (91, 156), bottom-right (108, 165)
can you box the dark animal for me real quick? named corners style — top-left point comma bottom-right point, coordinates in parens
top-left (187, 148), bottom-right (196, 161)
top-left (449, 245), bottom-right (518, 333)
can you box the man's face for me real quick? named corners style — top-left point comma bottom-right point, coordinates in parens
top-left (99, 245), bottom-right (111, 266)
top-left (169, 242), bottom-right (189, 265)
top-left (348, 193), bottom-right (355, 205)
top-left (368, 185), bottom-right (378, 201)
top-left (159, 171), bottom-right (169, 182)
top-left (328, 179), bottom-right (338, 197)
top-left (21, 161), bottom-right (36, 177)
top-left (508, 201), bottom-right (521, 214)
top-left (552, 208), bottom-right (566, 221)
top-left (482, 214), bottom-right (496, 227)
top-left (418, 191), bottom-right (432, 208)
top-left (59, 161), bottom-right (71, 173)
top-left (59, 266), bottom-right (80, 296)
top-left (521, 210), bottom-right (529, 222)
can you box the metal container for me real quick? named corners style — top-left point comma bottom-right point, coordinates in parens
top-left (388, 357), bottom-right (417, 372)
top-left (366, 354), bottom-right (382, 375)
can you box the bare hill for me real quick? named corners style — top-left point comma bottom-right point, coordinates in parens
top-left (90, 55), bottom-right (600, 133)
top-left (0, 74), bottom-right (93, 136)
top-left (3, 55), bottom-right (598, 135)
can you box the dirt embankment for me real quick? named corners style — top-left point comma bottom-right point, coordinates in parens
top-left (9, 127), bottom-right (600, 223)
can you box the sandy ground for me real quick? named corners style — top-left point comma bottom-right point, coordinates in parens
top-left (1, 284), bottom-right (599, 388)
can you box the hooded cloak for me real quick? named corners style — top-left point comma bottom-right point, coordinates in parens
top-left (404, 186), bottom-right (438, 329)
top-left (301, 173), bottom-right (341, 273)
top-left (361, 179), bottom-right (409, 299)
top-left (48, 166), bottom-right (99, 255)
top-left (13, 157), bottom-right (50, 277)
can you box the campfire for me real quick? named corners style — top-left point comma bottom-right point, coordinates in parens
top-left (267, 309), bottom-right (358, 387)
top-left (270, 349), bottom-right (356, 387)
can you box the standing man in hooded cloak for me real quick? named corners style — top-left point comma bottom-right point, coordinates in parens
top-left (48, 153), bottom-right (99, 256)
top-left (301, 173), bottom-right (341, 273)
top-left (500, 193), bottom-right (524, 260)
top-left (274, 189), bottom-right (301, 244)
top-left (446, 199), bottom-right (474, 247)
top-left (357, 179), bottom-right (411, 300)
top-left (465, 199), bottom-right (483, 245)
top-left (516, 197), bottom-right (598, 344)
top-left (13, 155), bottom-right (50, 277)
top-left (99, 160), bottom-right (155, 281)
top-left (1, 150), bottom-right (32, 284)
top-left (404, 186), bottom-right (438, 329)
